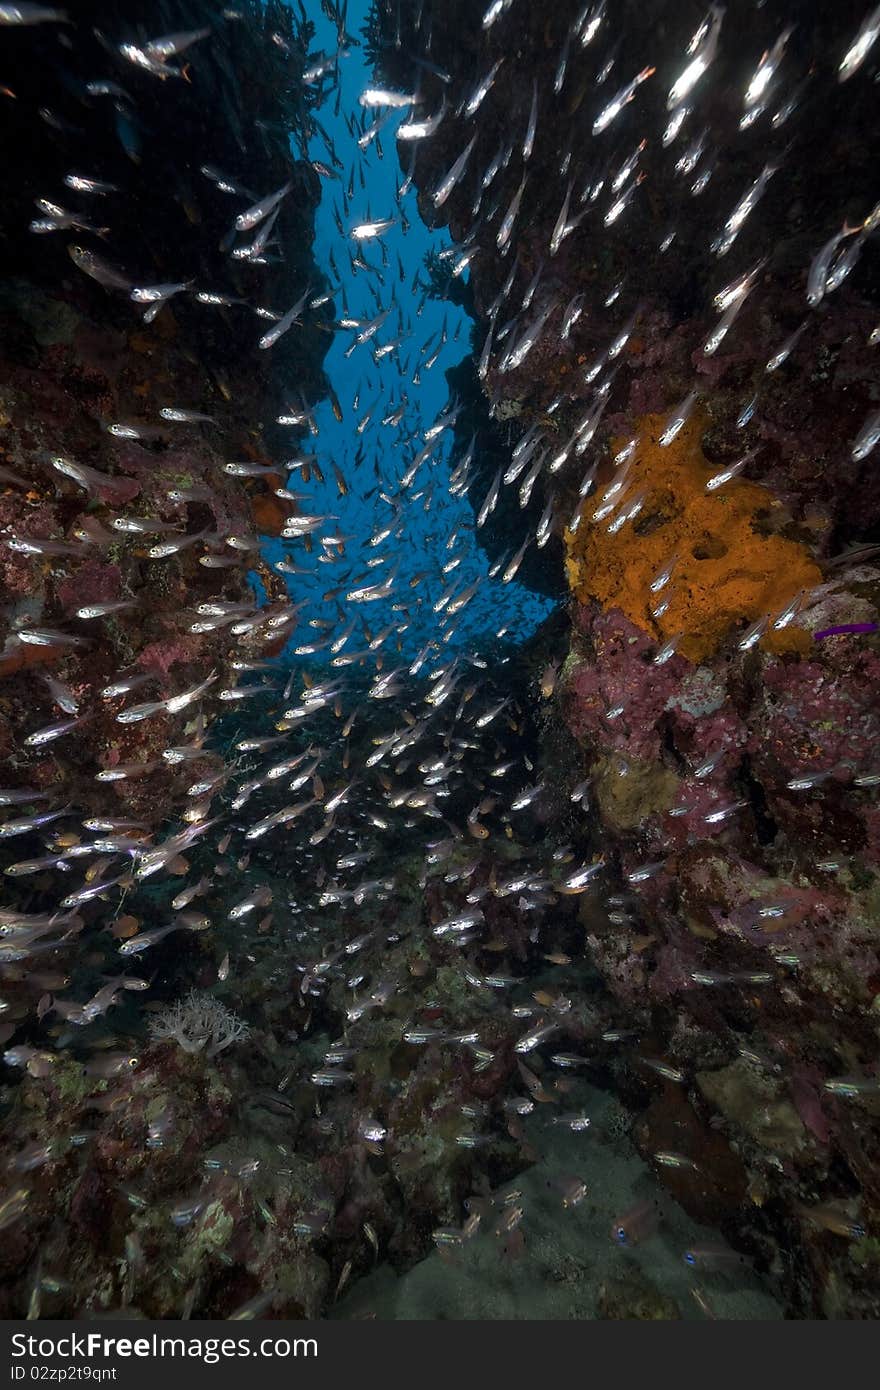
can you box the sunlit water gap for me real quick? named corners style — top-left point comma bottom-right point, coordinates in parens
top-left (251, 0), bottom-right (557, 685)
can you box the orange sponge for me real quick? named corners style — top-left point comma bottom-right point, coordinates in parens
top-left (564, 411), bottom-right (822, 662)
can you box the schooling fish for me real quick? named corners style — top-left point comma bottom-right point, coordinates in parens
top-left (235, 181), bottom-right (292, 232)
top-left (359, 87), bottom-right (418, 108)
top-left (0, 5), bottom-right (70, 23)
top-left (67, 245), bottom-right (132, 292)
top-left (432, 135), bottom-right (477, 209)
top-left (611, 1200), bottom-right (660, 1246)
top-left (838, 4), bottom-right (880, 81)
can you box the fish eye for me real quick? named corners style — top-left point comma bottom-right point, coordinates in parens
top-left (683, 1250), bottom-right (697, 1265)
top-left (615, 1228), bottom-right (627, 1244)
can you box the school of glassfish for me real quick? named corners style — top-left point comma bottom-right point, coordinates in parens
top-left (0, 0), bottom-right (879, 1320)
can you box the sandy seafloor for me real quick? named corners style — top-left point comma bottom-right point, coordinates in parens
top-left (332, 1084), bottom-right (783, 1320)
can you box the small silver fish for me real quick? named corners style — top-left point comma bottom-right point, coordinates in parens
top-left (839, 4), bottom-right (880, 82)
top-left (350, 216), bottom-right (397, 241)
top-left (852, 407), bottom-right (880, 462)
top-left (159, 407), bottom-right (216, 424)
top-left (234, 181), bottom-right (292, 232)
top-left (359, 87), bottom-right (417, 108)
top-left (0, 5), bottom-right (70, 24)
top-left (67, 245), bottom-right (132, 291)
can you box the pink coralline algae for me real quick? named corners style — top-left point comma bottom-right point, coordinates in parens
top-left (564, 606), bottom-right (680, 763)
top-left (0, 493), bottom-right (60, 598)
top-left (755, 651), bottom-right (880, 784)
top-left (56, 562), bottom-right (122, 614)
top-left (92, 474), bottom-right (141, 507)
top-left (137, 637), bottom-right (201, 677)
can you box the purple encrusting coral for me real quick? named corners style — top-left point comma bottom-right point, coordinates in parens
top-left (814, 623), bottom-right (879, 639)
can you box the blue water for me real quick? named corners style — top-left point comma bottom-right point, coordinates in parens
top-left (263, 0), bottom-right (556, 663)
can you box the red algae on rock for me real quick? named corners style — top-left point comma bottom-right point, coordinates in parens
top-left (564, 411), bottom-right (823, 663)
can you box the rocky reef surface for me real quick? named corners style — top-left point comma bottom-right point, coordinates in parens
top-left (0, 0), bottom-right (336, 1319)
top-left (332, 1083), bottom-right (781, 1321)
top-left (0, 0), bottom-right (328, 826)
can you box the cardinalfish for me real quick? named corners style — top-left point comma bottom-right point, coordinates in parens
top-left (795, 1204), bottom-right (865, 1240)
top-left (610, 1199), bottom-right (660, 1247)
top-left (683, 1243), bottom-right (753, 1272)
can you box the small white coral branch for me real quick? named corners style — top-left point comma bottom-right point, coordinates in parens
top-left (149, 989), bottom-right (250, 1058)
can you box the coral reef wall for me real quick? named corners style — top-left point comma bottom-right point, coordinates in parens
top-left (0, 0), bottom-right (329, 828)
top-left (0, 0), bottom-right (340, 1319)
top-left (367, 0), bottom-right (880, 1315)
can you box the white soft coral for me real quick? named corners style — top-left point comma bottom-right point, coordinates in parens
top-left (149, 989), bottom-right (250, 1058)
